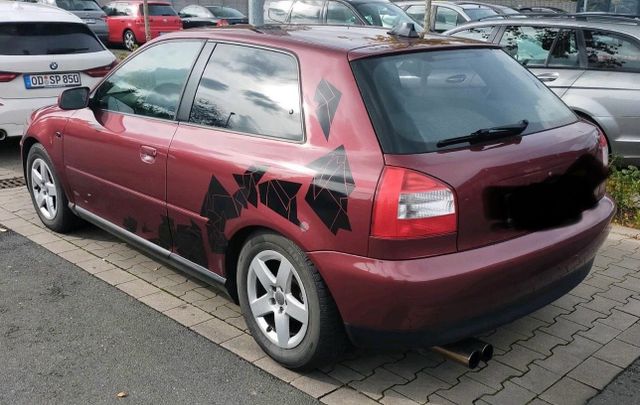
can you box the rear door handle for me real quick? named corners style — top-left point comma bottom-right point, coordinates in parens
top-left (140, 145), bottom-right (157, 164)
top-left (536, 72), bottom-right (559, 82)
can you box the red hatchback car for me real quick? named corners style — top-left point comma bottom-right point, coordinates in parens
top-left (22, 25), bottom-right (614, 370)
top-left (103, 1), bottom-right (182, 50)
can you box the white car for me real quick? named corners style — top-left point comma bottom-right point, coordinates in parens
top-left (0, 1), bottom-right (116, 140)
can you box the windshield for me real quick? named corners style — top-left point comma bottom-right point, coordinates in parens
top-left (351, 48), bottom-right (576, 154)
top-left (354, 2), bottom-right (418, 28)
top-left (206, 6), bottom-right (245, 17)
top-left (148, 4), bottom-right (177, 16)
top-left (0, 22), bottom-right (104, 55)
top-left (464, 7), bottom-right (499, 20)
top-left (57, 0), bottom-right (102, 11)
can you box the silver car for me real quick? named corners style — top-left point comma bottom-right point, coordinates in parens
top-left (396, 1), bottom-right (499, 32)
top-left (444, 15), bottom-right (640, 166)
top-left (33, 0), bottom-right (109, 44)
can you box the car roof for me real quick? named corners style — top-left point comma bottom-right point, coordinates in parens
top-left (157, 25), bottom-right (496, 59)
top-left (444, 16), bottom-right (640, 37)
top-left (0, 0), bottom-right (82, 23)
top-left (396, 1), bottom-right (491, 9)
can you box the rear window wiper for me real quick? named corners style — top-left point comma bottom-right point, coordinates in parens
top-left (436, 120), bottom-right (529, 148)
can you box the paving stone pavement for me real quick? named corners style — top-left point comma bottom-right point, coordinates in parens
top-left (2, 181), bottom-right (640, 405)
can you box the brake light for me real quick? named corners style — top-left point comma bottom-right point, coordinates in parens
top-left (371, 167), bottom-right (457, 238)
top-left (217, 19), bottom-right (229, 26)
top-left (597, 128), bottom-right (609, 167)
top-left (0, 72), bottom-right (18, 82)
top-left (84, 61), bottom-right (117, 77)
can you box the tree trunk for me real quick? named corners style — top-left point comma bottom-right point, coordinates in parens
top-left (143, 0), bottom-right (151, 43)
top-left (421, 0), bottom-right (432, 36)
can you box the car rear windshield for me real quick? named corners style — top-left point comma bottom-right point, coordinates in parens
top-left (57, 0), bottom-right (102, 11)
top-left (463, 7), bottom-right (499, 20)
top-left (206, 6), bottom-right (245, 17)
top-left (0, 22), bottom-right (103, 55)
top-left (351, 48), bottom-right (577, 154)
top-left (148, 4), bottom-right (178, 15)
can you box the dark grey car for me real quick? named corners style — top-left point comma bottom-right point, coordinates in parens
top-left (445, 15), bottom-right (640, 166)
top-left (37, 0), bottom-right (109, 43)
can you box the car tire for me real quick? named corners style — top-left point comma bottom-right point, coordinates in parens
top-left (26, 143), bottom-right (82, 233)
top-left (237, 231), bottom-right (348, 370)
top-left (123, 29), bottom-right (137, 51)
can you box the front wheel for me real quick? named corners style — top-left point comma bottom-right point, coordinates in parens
top-left (237, 232), bottom-right (347, 370)
top-left (26, 144), bottom-right (81, 233)
top-left (123, 30), bottom-right (137, 51)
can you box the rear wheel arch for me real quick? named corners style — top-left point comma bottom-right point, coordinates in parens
top-left (573, 109), bottom-right (613, 153)
top-left (21, 136), bottom-right (40, 180)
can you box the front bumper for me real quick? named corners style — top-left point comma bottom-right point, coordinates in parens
top-left (0, 96), bottom-right (58, 138)
top-left (309, 196), bottom-right (615, 349)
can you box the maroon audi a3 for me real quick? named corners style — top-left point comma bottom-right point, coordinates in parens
top-left (22, 24), bottom-right (614, 370)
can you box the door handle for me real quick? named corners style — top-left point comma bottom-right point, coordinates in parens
top-left (536, 72), bottom-right (559, 82)
top-left (140, 145), bottom-right (157, 164)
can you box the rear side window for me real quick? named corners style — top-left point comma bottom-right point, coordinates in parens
top-left (351, 48), bottom-right (577, 154)
top-left (548, 29), bottom-right (579, 67)
top-left (500, 26), bottom-right (559, 66)
top-left (355, 2), bottom-right (416, 28)
top-left (327, 1), bottom-right (360, 25)
top-left (189, 44), bottom-right (303, 141)
top-left (94, 41), bottom-right (202, 120)
top-left (434, 7), bottom-right (465, 32)
top-left (405, 5), bottom-right (425, 22)
top-left (148, 4), bottom-right (178, 16)
top-left (289, 0), bottom-right (323, 23)
top-left (584, 30), bottom-right (640, 72)
top-left (0, 23), bottom-right (103, 55)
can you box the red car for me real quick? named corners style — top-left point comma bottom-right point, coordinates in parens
top-left (21, 25), bottom-right (613, 370)
top-left (103, 1), bottom-right (182, 51)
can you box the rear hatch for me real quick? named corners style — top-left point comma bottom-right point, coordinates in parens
top-left (55, 0), bottom-right (106, 25)
top-left (352, 47), bottom-right (607, 253)
top-left (0, 22), bottom-right (114, 98)
top-left (207, 6), bottom-right (248, 24)
top-left (146, 3), bottom-right (182, 34)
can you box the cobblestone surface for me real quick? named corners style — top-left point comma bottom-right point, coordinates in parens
top-left (2, 182), bottom-right (640, 404)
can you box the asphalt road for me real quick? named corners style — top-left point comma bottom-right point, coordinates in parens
top-left (590, 359), bottom-right (640, 405)
top-left (0, 230), bottom-right (318, 404)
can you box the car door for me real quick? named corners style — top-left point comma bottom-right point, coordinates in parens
top-left (498, 25), bottom-right (585, 97)
top-left (433, 6), bottom-right (465, 33)
top-left (567, 29), bottom-right (640, 160)
top-left (166, 42), bottom-right (305, 276)
top-left (63, 40), bottom-right (204, 247)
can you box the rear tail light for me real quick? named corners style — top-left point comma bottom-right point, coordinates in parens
top-left (597, 128), bottom-right (609, 167)
top-left (217, 19), bottom-right (229, 26)
top-left (84, 61), bottom-right (118, 77)
top-left (0, 72), bottom-right (18, 82)
top-left (371, 166), bottom-right (457, 238)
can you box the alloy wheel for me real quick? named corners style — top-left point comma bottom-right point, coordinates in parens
top-left (246, 250), bottom-right (309, 349)
top-left (124, 31), bottom-right (135, 51)
top-left (30, 158), bottom-right (57, 220)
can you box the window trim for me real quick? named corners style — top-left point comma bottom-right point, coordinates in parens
top-left (325, 0), bottom-right (366, 25)
top-left (89, 39), bottom-right (207, 123)
top-left (544, 28), bottom-right (585, 69)
top-left (177, 40), bottom-right (307, 144)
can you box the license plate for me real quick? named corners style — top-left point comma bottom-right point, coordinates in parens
top-left (83, 18), bottom-right (96, 24)
top-left (24, 73), bottom-right (81, 89)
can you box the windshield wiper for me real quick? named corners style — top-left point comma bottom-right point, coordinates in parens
top-left (436, 120), bottom-right (529, 148)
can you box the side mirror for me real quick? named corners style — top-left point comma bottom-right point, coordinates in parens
top-left (58, 87), bottom-right (90, 110)
top-left (267, 8), bottom-right (287, 23)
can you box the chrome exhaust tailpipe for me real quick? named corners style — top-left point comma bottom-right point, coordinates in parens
top-left (431, 339), bottom-right (494, 369)
top-left (431, 344), bottom-right (481, 369)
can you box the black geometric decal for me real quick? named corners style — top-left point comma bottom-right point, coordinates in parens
top-left (200, 175), bottom-right (239, 254)
top-left (233, 166), bottom-right (266, 209)
top-left (175, 220), bottom-right (209, 268)
top-left (150, 215), bottom-right (174, 251)
top-left (314, 79), bottom-right (341, 140)
top-left (305, 146), bottom-right (355, 234)
top-left (259, 180), bottom-right (302, 225)
top-left (123, 216), bottom-right (137, 233)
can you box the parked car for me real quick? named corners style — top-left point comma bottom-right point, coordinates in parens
top-left (102, 1), bottom-right (182, 50)
top-left (519, 6), bottom-right (567, 13)
top-left (452, 1), bottom-right (520, 15)
top-left (396, 1), bottom-right (498, 32)
top-left (23, 0), bottom-right (110, 43)
top-left (445, 14), bottom-right (640, 166)
top-left (179, 5), bottom-right (248, 28)
top-left (268, 0), bottom-right (419, 29)
top-left (0, 1), bottom-right (115, 141)
top-left (22, 24), bottom-right (613, 369)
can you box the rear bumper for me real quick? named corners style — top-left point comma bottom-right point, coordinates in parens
top-left (309, 196), bottom-right (615, 348)
top-left (0, 96), bottom-right (58, 138)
